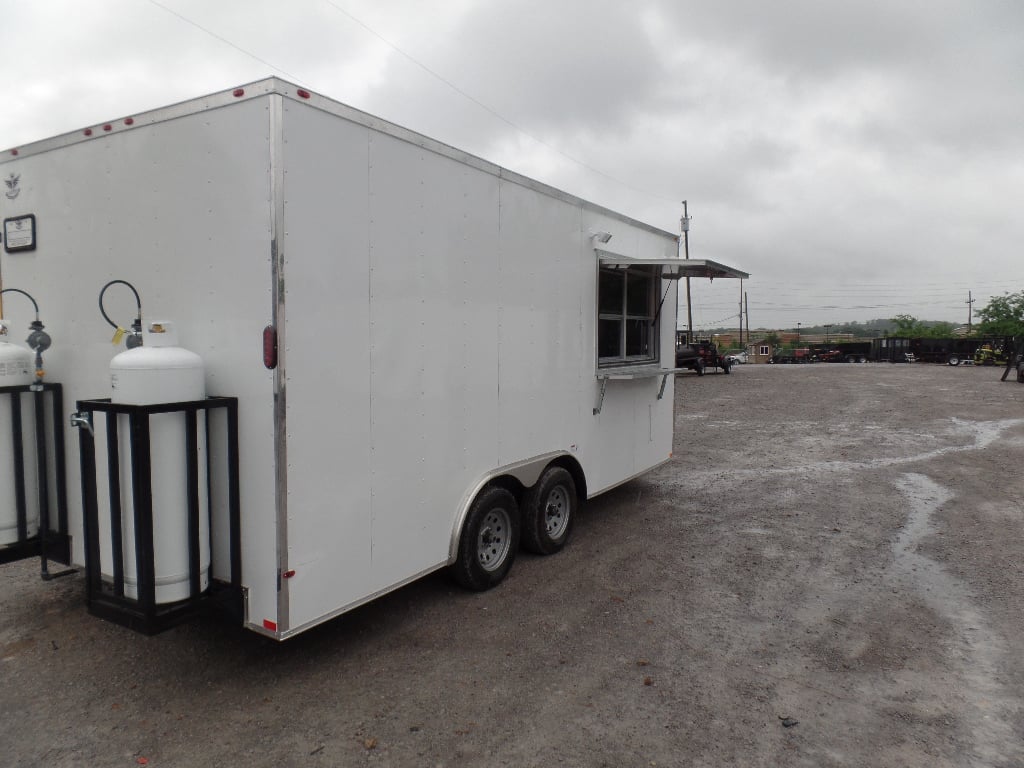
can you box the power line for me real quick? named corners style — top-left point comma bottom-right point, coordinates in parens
top-left (320, 0), bottom-right (679, 205)
top-left (146, 0), bottom-right (308, 84)
top-left (146, 0), bottom-right (679, 206)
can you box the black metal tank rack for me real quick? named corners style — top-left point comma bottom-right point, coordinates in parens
top-left (0, 382), bottom-right (71, 573)
top-left (73, 396), bottom-right (242, 635)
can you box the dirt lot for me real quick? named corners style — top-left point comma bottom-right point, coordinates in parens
top-left (2, 363), bottom-right (1023, 767)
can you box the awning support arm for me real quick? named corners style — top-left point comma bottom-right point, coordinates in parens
top-left (651, 281), bottom-right (673, 328)
top-left (593, 377), bottom-right (609, 415)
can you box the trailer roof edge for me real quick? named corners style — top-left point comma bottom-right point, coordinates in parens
top-left (1, 77), bottom-right (678, 242)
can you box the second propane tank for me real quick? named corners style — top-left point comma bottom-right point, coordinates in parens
top-left (110, 321), bottom-right (210, 603)
top-left (111, 321), bottom-right (204, 404)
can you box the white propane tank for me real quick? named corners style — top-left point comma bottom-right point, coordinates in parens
top-left (0, 329), bottom-right (39, 545)
top-left (110, 321), bottom-right (209, 603)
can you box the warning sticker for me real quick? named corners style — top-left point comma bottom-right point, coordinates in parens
top-left (0, 360), bottom-right (31, 378)
top-left (4, 214), bottom-right (36, 252)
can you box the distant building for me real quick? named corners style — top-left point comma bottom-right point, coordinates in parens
top-left (749, 342), bottom-right (774, 364)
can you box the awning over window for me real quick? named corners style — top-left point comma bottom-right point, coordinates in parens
top-left (596, 250), bottom-right (749, 280)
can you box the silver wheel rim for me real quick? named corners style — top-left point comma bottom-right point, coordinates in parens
top-left (543, 484), bottom-right (570, 540)
top-left (477, 508), bottom-right (512, 572)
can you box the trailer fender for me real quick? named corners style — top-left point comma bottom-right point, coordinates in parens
top-left (447, 451), bottom-right (585, 564)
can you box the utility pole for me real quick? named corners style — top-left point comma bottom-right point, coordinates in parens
top-left (744, 292), bottom-right (749, 349)
top-left (966, 291), bottom-right (975, 334)
top-left (738, 278), bottom-right (744, 345)
top-left (681, 201), bottom-right (692, 340)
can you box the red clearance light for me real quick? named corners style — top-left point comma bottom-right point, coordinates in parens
top-left (233, 88), bottom-right (245, 97)
top-left (283, 569), bottom-right (296, 579)
top-left (297, 89), bottom-right (311, 99)
top-left (103, 124), bottom-right (112, 132)
top-left (263, 325), bottom-right (278, 369)
top-left (263, 619), bottom-right (277, 631)
top-left (124, 118), bottom-right (134, 126)
top-left (84, 128), bottom-right (93, 136)
top-left (10, 149), bottom-right (18, 156)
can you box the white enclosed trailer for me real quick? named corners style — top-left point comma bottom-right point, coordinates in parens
top-left (0, 79), bottom-right (747, 639)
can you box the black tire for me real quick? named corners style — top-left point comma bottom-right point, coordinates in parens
top-left (695, 359), bottom-right (705, 376)
top-left (1018, 367), bottom-right (1024, 383)
top-left (722, 361), bottom-right (731, 374)
top-left (948, 355), bottom-right (960, 366)
top-left (521, 466), bottom-right (577, 555)
top-left (450, 486), bottom-right (520, 591)
top-left (859, 356), bottom-right (867, 364)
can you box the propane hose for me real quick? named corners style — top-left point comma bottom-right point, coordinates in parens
top-left (0, 287), bottom-right (51, 384)
top-left (0, 287), bottom-right (41, 318)
top-left (98, 279), bottom-right (143, 348)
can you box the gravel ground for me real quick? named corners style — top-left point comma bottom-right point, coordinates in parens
top-left (2, 362), bottom-right (1023, 767)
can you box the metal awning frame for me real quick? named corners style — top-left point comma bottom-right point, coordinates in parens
top-left (595, 250), bottom-right (749, 281)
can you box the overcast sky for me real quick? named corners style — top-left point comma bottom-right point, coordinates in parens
top-left (2, 0), bottom-right (1021, 332)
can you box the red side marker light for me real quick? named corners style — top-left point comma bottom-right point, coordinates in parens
top-left (10, 149), bottom-right (18, 156)
top-left (263, 325), bottom-right (278, 369)
top-left (84, 128), bottom-right (93, 136)
top-left (233, 88), bottom-right (245, 97)
top-left (124, 118), bottom-right (134, 126)
top-left (103, 124), bottom-right (112, 132)
top-left (297, 89), bottom-right (311, 99)
top-left (283, 570), bottom-right (296, 579)
top-left (263, 619), bottom-right (278, 631)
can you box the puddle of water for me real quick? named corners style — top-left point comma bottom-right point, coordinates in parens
top-left (893, 472), bottom-right (1021, 764)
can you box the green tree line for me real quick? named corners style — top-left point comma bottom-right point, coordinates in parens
top-left (784, 291), bottom-right (1024, 340)
top-left (974, 291), bottom-right (1024, 337)
top-left (717, 291), bottom-right (1024, 350)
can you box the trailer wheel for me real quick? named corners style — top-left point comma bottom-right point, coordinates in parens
top-left (522, 467), bottom-right (577, 555)
top-left (948, 354), bottom-right (960, 366)
top-left (451, 486), bottom-right (520, 591)
top-left (859, 356), bottom-right (867, 364)
top-left (722, 361), bottom-right (731, 374)
top-left (695, 360), bottom-right (705, 376)
top-left (1018, 367), bottom-right (1024, 383)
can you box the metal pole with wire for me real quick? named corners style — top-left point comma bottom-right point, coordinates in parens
top-left (738, 278), bottom-right (744, 346)
top-left (681, 201), bottom-right (692, 339)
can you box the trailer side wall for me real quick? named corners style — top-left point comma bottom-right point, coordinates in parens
top-left (279, 99), bottom-right (678, 633)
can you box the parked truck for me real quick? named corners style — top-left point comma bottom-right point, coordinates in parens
top-left (769, 347), bottom-right (814, 364)
top-left (674, 333), bottom-right (733, 374)
top-left (0, 79), bottom-right (747, 639)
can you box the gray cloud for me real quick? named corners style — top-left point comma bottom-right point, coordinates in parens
top-left (1, 0), bottom-right (1020, 328)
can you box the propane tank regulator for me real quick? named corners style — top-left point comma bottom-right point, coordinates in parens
top-left (98, 279), bottom-right (144, 349)
top-left (0, 288), bottom-right (51, 391)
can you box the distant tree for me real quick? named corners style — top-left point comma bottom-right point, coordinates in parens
top-left (976, 291), bottom-right (1024, 338)
top-left (891, 314), bottom-right (924, 336)
top-left (925, 321), bottom-right (955, 338)
top-left (764, 332), bottom-right (781, 349)
top-left (889, 315), bottom-right (959, 338)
